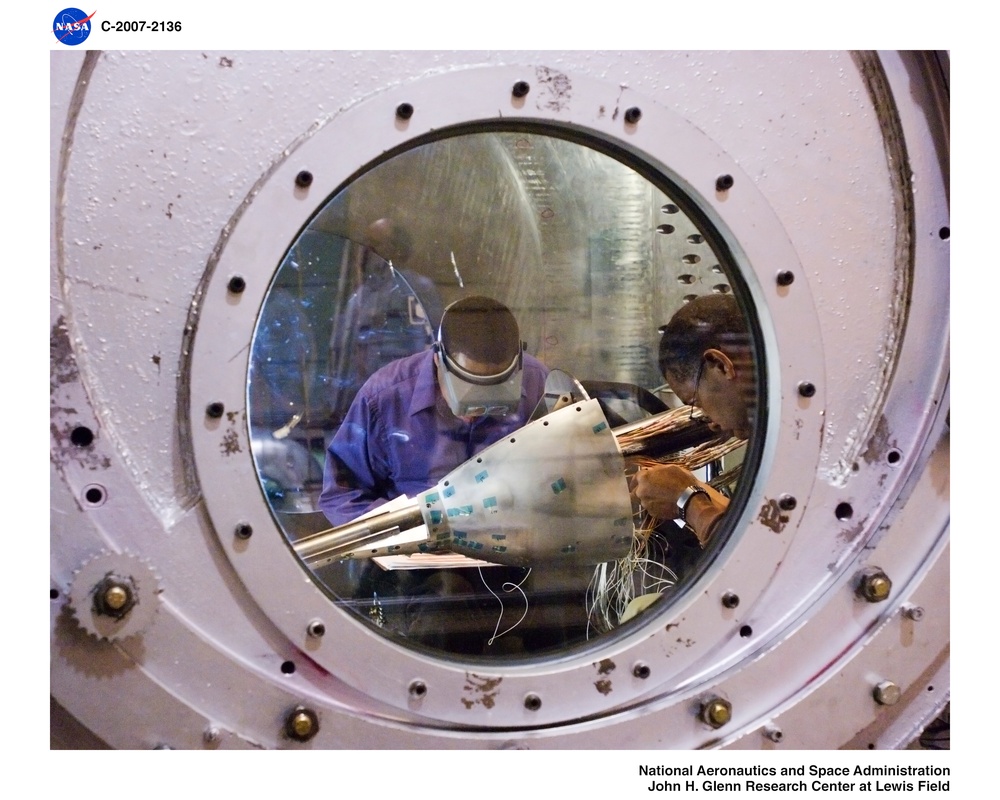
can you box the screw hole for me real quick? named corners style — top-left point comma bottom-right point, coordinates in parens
top-left (84, 486), bottom-right (105, 505)
top-left (722, 592), bottom-right (740, 609)
top-left (294, 170), bottom-right (313, 188)
top-left (716, 174), bottom-right (735, 192)
top-left (51, 588), bottom-right (60, 600)
top-left (835, 502), bottom-right (854, 521)
top-left (511, 80), bottom-right (530, 98)
top-left (524, 693), bottom-right (542, 711)
top-left (409, 680), bottom-right (427, 699)
top-left (739, 625), bottom-right (753, 638)
top-left (227, 275), bottom-right (246, 294)
top-left (396, 103), bottom-right (414, 120)
top-left (886, 449), bottom-right (902, 465)
top-left (70, 426), bottom-right (95, 447)
top-left (235, 522), bottom-right (253, 540)
top-left (206, 402), bottom-right (225, 419)
top-left (797, 381), bottom-right (816, 398)
top-left (281, 661), bottom-right (296, 675)
top-left (624, 106), bottom-right (642, 124)
top-left (938, 227), bottom-right (950, 240)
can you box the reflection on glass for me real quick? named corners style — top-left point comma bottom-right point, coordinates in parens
top-left (248, 130), bottom-right (758, 661)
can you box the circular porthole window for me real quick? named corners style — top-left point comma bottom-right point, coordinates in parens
top-left (247, 126), bottom-right (764, 661)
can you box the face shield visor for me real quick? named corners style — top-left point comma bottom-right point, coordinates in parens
top-left (434, 296), bottom-right (524, 418)
top-left (436, 347), bottom-right (523, 418)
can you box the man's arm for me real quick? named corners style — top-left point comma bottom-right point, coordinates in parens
top-left (317, 395), bottom-right (390, 527)
top-left (633, 463), bottom-right (729, 547)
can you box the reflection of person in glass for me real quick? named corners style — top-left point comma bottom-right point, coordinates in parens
top-left (634, 295), bottom-right (754, 545)
top-left (328, 218), bottom-right (444, 420)
top-left (319, 295), bottom-right (548, 526)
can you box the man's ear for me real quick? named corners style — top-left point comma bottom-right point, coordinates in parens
top-left (703, 348), bottom-right (736, 380)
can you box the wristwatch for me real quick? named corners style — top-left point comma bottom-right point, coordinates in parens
top-left (676, 485), bottom-right (710, 523)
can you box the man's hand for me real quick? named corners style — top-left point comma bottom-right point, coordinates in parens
top-left (633, 463), bottom-right (701, 520)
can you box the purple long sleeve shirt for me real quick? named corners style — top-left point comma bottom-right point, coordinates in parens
top-left (319, 349), bottom-right (548, 526)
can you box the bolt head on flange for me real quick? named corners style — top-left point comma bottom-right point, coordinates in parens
top-left (68, 551), bottom-right (161, 641)
top-left (285, 706), bottom-right (319, 742)
top-left (856, 566), bottom-right (892, 603)
top-left (700, 697), bottom-right (732, 728)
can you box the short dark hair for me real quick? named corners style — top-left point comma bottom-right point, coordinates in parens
top-left (438, 296), bottom-right (521, 372)
top-left (657, 294), bottom-right (749, 384)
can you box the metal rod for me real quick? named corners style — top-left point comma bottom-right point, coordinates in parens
top-left (293, 503), bottom-right (425, 564)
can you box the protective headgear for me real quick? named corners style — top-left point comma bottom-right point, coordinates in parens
top-left (434, 296), bottom-right (523, 418)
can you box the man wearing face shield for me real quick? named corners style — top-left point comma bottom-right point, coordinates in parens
top-left (318, 296), bottom-right (547, 654)
top-left (634, 294), bottom-right (755, 546)
top-left (319, 295), bottom-right (548, 527)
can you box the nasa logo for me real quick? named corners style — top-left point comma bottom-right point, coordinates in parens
top-left (52, 8), bottom-right (95, 45)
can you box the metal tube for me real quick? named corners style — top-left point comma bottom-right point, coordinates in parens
top-left (294, 503), bottom-right (425, 564)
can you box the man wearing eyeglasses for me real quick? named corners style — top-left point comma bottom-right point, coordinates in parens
top-left (634, 294), bottom-right (755, 546)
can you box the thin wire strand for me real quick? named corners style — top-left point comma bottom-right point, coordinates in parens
top-left (480, 566), bottom-right (531, 645)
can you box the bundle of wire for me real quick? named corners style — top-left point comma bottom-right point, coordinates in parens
top-left (586, 405), bottom-right (747, 632)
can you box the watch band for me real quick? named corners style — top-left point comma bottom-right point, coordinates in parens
top-left (676, 485), bottom-right (710, 523)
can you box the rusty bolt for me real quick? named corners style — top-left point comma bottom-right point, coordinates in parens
top-left (700, 697), bottom-right (732, 728)
top-left (873, 680), bottom-right (902, 706)
top-left (285, 706), bottom-right (319, 742)
top-left (294, 170), bottom-right (313, 188)
top-left (624, 107), bottom-right (642, 124)
top-left (512, 81), bottom-right (530, 98)
top-left (856, 567), bottom-right (892, 603)
top-left (93, 575), bottom-right (136, 619)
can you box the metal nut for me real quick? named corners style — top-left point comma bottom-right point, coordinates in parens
top-left (873, 680), bottom-right (901, 706)
top-left (856, 567), bottom-right (892, 603)
top-left (700, 697), bottom-right (732, 728)
top-left (285, 706), bottom-right (319, 742)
